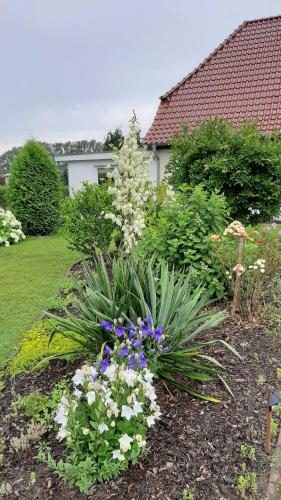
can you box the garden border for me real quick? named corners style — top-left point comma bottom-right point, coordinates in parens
top-left (266, 428), bottom-right (281, 499)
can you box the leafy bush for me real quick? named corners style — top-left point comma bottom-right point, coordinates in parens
top-left (0, 185), bottom-right (8, 209)
top-left (51, 255), bottom-right (240, 401)
top-left (0, 208), bottom-right (25, 246)
top-left (8, 140), bottom-right (61, 235)
top-left (138, 185), bottom-right (229, 298)
top-left (63, 182), bottom-right (115, 255)
top-left (212, 222), bottom-right (281, 319)
top-left (166, 119), bottom-right (281, 223)
top-left (8, 320), bottom-right (84, 376)
top-left (48, 347), bottom-right (160, 491)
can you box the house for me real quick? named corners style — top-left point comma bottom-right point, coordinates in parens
top-left (56, 15), bottom-right (281, 193)
top-left (55, 151), bottom-right (159, 193)
top-left (143, 15), bottom-right (281, 173)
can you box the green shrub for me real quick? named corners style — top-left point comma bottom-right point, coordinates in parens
top-left (8, 140), bottom-right (61, 235)
top-left (166, 119), bottom-right (281, 223)
top-left (138, 185), bottom-right (229, 298)
top-left (62, 182), bottom-right (115, 255)
top-left (0, 185), bottom-right (8, 209)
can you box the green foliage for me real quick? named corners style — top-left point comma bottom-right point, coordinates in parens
top-left (14, 379), bottom-right (69, 429)
top-left (8, 140), bottom-right (61, 235)
top-left (51, 255), bottom-right (240, 401)
top-left (182, 486), bottom-right (194, 500)
top-left (7, 320), bottom-right (84, 376)
top-left (139, 185), bottom-right (229, 298)
top-left (15, 391), bottom-right (51, 419)
top-left (103, 127), bottom-right (124, 150)
top-left (62, 182), bottom-right (115, 255)
top-left (237, 446), bottom-right (257, 498)
top-left (167, 118), bottom-right (281, 223)
top-left (0, 185), bottom-right (8, 209)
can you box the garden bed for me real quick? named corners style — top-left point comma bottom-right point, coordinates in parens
top-left (1, 312), bottom-right (281, 499)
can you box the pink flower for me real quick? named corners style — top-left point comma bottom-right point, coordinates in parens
top-left (272, 223), bottom-right (277, 228)
top-left (257, 238), bottom-right (265, 245)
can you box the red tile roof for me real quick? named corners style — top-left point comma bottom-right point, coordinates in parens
top-left (143, 15), bottom-right (281, 145)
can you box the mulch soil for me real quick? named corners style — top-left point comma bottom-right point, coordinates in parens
top-left (1, 307), bottom-right (281, 499)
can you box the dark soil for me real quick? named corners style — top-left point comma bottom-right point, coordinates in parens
top-left (1, 311), bottom-right (281, 499)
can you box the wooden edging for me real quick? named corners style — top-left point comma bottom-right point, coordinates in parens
top-left (266, 428), bottom-right (281, 499)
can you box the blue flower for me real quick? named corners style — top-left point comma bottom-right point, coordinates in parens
top-left (161, 346), bottom-right (170, 352)
top-left (104, 344), bottom-right (112, 356)
top-left (100, 320), bottom-right (113, 332)
top-left (128, 354), bottom-right (136, 370)
top-left (141, 325), bottom-right (153, 336)
top-left (100, 358), bottom-right (110, 372)
top-left (119, 345), bottom-right (129, 357)
top-left (139, 352), bottom-right (148, 369)
top-left (154, 326), bottom-right (164, 341)
top-left (145, 316), bottom-right (152, 325)
top-left (129, 329), bottom-right (135, 340)
top-left (91, 374), bottom-right (98, 382)
top-left (134, 339), bottom-right (142, 350)
top-left (116, 326), bottom-right (126, 337)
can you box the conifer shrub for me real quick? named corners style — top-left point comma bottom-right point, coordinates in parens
top-left (8, 140), bottom-right (61, 235)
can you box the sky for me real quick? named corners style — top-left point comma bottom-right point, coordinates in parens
top-left (0, 0), bottom-right (280, 152)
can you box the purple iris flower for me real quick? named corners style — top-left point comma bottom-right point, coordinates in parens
top-left (91, 374), bottom-right (98, 382)
top-left (145, 316), bottom-right (152, 325)
top-left (104, 344), bottom-right (112, 356)
top-left (116, 326), bottom-right (126, 337)
top-left (100, 320), bottom-right (113, 332)
top-left (119, 345), bottom-right (129, 357)
top-left (134, 339), bottom-right (142, 349)
top-left (100, 358), bottom-right (110, 372)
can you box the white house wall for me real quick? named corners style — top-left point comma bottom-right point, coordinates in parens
top-left (68, 162), bottom-right (98, 194)
top-left (157, 149), bottom-right (171, 179)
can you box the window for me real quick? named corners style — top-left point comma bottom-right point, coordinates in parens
top-left (97, 166), bottom-right (114, 184)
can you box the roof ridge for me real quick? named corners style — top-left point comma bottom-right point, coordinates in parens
top-left (160, 21), bottom-right (246, 100)
top-left (244, 14), bottom-right (281, 23)
top-left (160, 15), bottom-right (281, 100)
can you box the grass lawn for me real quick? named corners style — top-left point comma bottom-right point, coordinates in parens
top-left (0, 231), bottom-right (80, 366)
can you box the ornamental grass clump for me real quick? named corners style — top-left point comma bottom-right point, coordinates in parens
top-left (52, 329), bottom-right (160, 491)
top-left (0, 208), bottom-right (25, 246)
top-left (50, 256), bottom-right (240, 401)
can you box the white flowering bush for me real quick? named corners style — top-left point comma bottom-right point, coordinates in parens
top-left (52, 327), bottom-right (161, 491)
top-left (0, 208), bottom-right (26, 246)
top-left (105, 115), bottom-right (153, 252)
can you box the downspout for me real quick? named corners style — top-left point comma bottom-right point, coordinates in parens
top-left (152, 144), bottom-right (160, 186)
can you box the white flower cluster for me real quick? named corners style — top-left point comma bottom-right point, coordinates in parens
top-left (248, 207), bottom-right (261, 216)
top-left (105, 115), bottom-right (153, 252)
top-left (249, 259), bottom-right (265, 273)
top-left (55, 360), bottom-right (161, 463)
top-left (0, 208), bottom-right (26, 246)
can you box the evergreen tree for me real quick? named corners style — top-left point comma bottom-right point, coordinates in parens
top-left (8, 140), bottom-right (61, 235)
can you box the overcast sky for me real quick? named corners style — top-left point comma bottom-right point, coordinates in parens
top-left (0, 0), bottom-right (280, 152)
